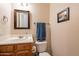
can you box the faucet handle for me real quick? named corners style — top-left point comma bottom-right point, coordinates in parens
top-left (19, 36), bottom-right (24, 39)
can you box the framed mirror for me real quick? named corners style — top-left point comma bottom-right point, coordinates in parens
top-left (14, 9), bottom-right (30, 29)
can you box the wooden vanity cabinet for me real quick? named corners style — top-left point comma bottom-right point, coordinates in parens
top-left (16, 50), bottom-right (32, 56)
top-left (15, 43), bottom-right (32, 56)
top-left (0, 43), bottom-right (33, 56)
top-left (0, 45), bottom-right (14, 53)
top-left (0, 53), bottom-right (15, 56)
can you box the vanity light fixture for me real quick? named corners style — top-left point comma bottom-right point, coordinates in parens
top-left (21, 3), bottom-right (28, 6)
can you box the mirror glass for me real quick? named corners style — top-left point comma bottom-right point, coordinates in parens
top-left (14, 9), bottom-right (30, 29)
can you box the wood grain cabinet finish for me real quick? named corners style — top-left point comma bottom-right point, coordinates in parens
top-left (0, 45), bottom-right (14, 53)
top-left (0, 43), bottom-right (33, 56)
top-left (16, 50), bottom-right (32, 56)
top-left (15, 43), bottom-right (32, 51)
top-left (0, 53), bottom-right (15, 56)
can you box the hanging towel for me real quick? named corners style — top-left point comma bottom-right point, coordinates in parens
top-left (36, 23), bottom-right (46, 42)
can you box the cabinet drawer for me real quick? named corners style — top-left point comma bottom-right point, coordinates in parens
top-left (0, 53), bottom-right (14, 56)
top-left (0, 45), bottom-right (14, 53)
top-left (16, 50), bottom-right (32, 56)
top-left (16, 43), bottom-right (32, 51)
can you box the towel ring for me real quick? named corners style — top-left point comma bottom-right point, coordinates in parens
top-left (1, 16), bottom-right (8, 24)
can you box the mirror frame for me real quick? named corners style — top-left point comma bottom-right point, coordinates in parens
top-left (14, 9), bottom-right (30, 29)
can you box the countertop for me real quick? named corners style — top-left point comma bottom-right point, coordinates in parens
top-left (0, 35), bottom-right (34, 45)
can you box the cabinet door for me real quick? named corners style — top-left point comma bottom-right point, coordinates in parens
top-left (16, 50), bottom-right (32, 56)
top-left (0, 45), bottom-right (14, 53)
top-left (0, 53), bottom-right (15, 56)
top-left (15, 43), bottom-right (32, 51)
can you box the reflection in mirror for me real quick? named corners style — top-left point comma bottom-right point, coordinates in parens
top-left (14, 9), bottom-right (30, 29)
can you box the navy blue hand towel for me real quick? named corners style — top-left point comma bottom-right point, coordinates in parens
top-left (36, 23), bottom-right (46, 42)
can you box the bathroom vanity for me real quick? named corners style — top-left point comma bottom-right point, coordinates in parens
top-left (0, 35), bottom-right (33, 56)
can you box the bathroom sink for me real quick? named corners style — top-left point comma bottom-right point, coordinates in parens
top-left (0, 34), bottom-right (33, 45)
top-left (11, 34), bottom-right (33, 42)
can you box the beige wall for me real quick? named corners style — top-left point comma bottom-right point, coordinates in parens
top-left (11, 3), bottom-right (51, 53)
top-left (11, 3), bottom-right (49, 35)
top-left (50, 3), bottom-right (79, 56)
top-left (0, 3), bottom-right (11, 39)
top-left (0, 3), bottom-right (51, 53)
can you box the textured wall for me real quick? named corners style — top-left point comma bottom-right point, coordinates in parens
top-left (50, 3), bottom-right (79, 56)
